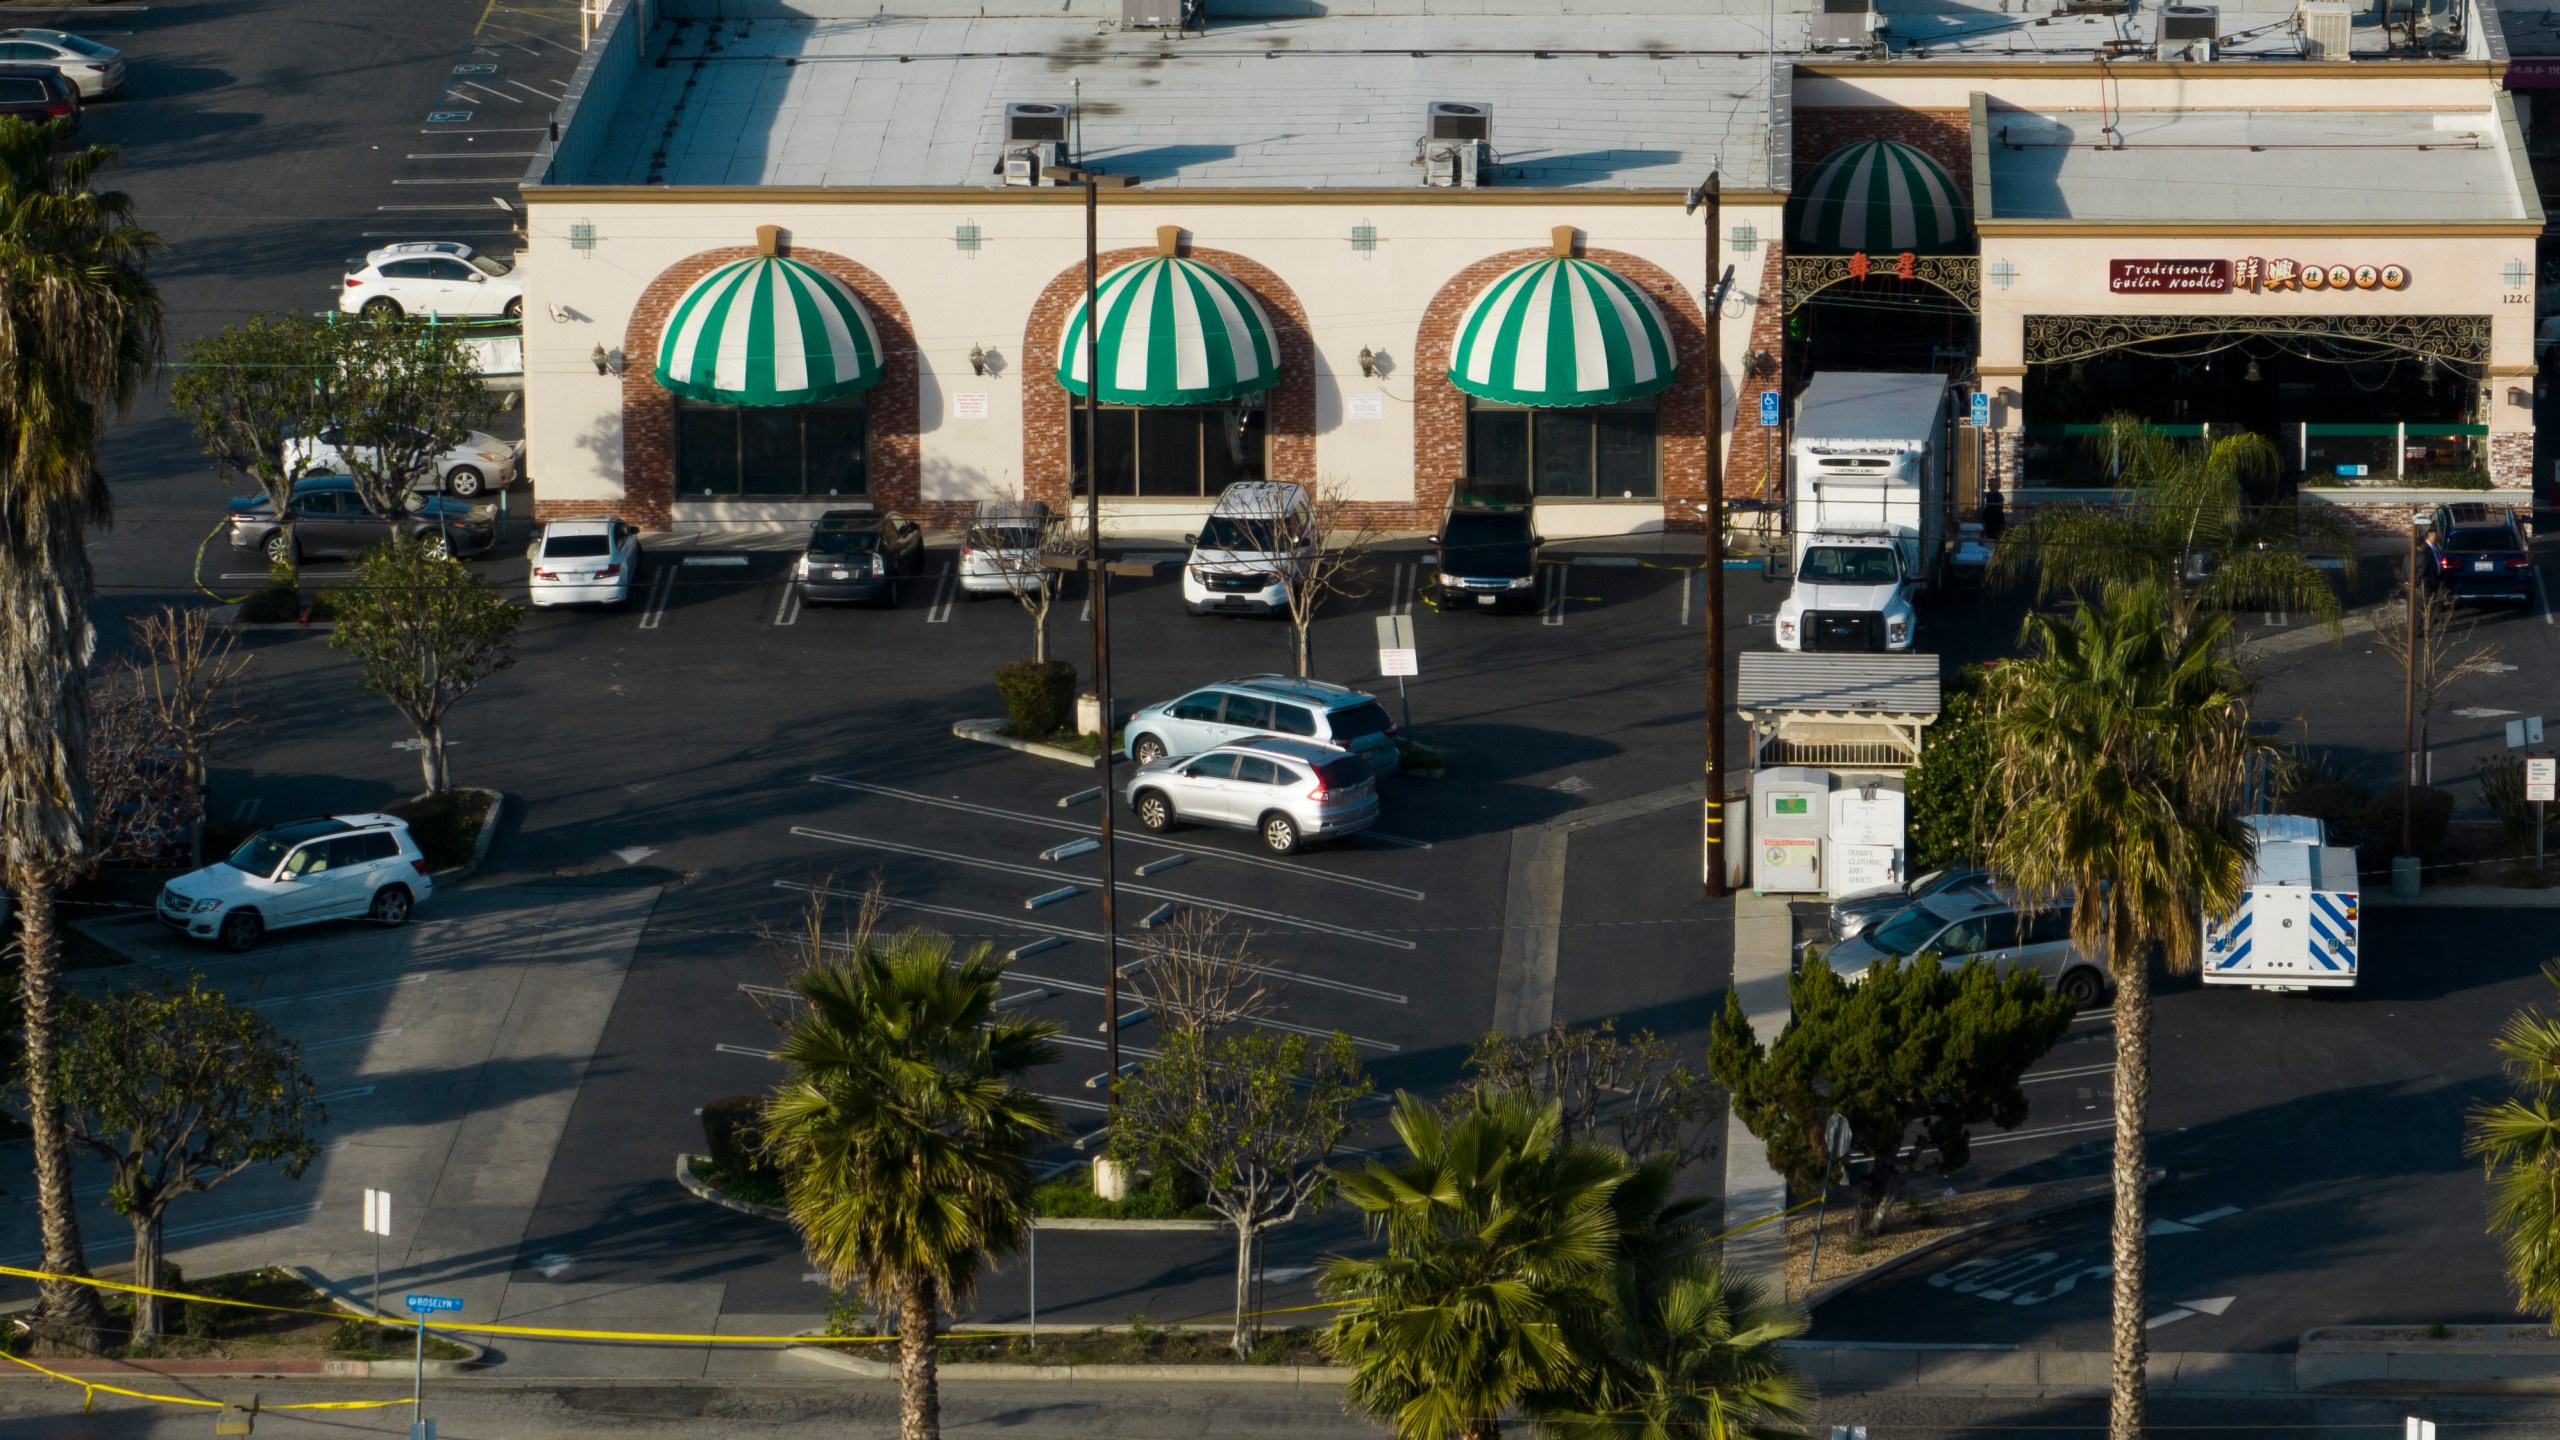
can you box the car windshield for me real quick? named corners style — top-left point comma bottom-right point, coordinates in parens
top-left (1197, 514), bottom-right (1293, 552)
top-left (809, 529), bottom-right (881, 555)
top-left (2445, 528), bottom-right (2516, 553)
top-left (1868, 905), bottom-right (1947, 956)
top-left (1326, 700), bottom-right (1393, 742)
top-left (57, 33), bottom-right (112, 56)
top-left (1902, 867), bottom-right (1950, 896)
top-left (1443, 512), bottom-right (1529, 548)
top-left (543, 534), bottom-right (612, 558)
top-left (968, 525), bottom-right (1041, 551)
top-left (224, 832), bottom-right (297, 877)
top-left (468, 253), bottom-right (512, 277)
top-left (1798, 546), bottom-right (1901, 585)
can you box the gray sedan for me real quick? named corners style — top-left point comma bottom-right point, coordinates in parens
top-left (1828, 865), bottom-right (1994, 942)
top-left (1125, 736), bottom-right (1378, 855)
top-left (229, 475), bottom-right (496, 564)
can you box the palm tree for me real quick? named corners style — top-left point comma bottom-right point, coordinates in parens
top-left (1535, 1258), bottom-right (1812, 1440)
top-left (1321, 1089), bottom-right (1632, 1440)
top-left (0, 116), bottom-right (159, 1347)
top-left (1993, 414), bottom-right (2354, 625)
top-left (1983, 581), bottom-right (2270, 1440)
top-left (2468, 963), bottom-right (2560, 1323)
top-left (762, 929), bottom-right (1061, 1440)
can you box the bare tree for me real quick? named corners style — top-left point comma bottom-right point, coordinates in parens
top-left (1228, 478), bottom-right (1382, 678)
top-left (121, 608), bottom-right (256, 864)
top-left (1128, 909), bottom-right (1272, 1036)
top-left (1467, 1021), bottom-right (1722, 1169)
top-left (2370, 580), bottom-right (2505, 765)
top-left (974, 503), bottom-right (1086, 665)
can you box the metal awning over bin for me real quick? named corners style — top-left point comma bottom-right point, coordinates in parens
top-left (1736, 652), bottom-right (1942, 772)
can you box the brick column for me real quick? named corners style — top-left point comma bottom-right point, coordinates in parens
top-left (1721, 243), bottom-right (1789, 505)
top-left (2490, 429), bottom-right (2534, 489)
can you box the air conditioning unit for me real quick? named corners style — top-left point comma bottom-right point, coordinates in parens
top-left (1000, 102), bottom-right (1071, 186)
top-left (1810, 0), bottom-right (1881, 51)
top-left (2158, 3), bottom-right (2220, 40)
top-left (1120, 0), bottom-right (1197, 30)
top-left (1425, 101), bottom-right (1492, 144)
top-left (1420, 102), bottom-right (1490, 188)
top-left (2298, 0), bottom-right (2351, 56)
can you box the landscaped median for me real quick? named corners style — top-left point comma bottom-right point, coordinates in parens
top-left (0, 1266), bottom-right (481, 1381)
top-left (786, 1324), bottom-right (1347, 1385)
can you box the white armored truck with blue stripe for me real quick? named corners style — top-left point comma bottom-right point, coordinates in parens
top-left (2200, 814), bottom-right (2360, 991)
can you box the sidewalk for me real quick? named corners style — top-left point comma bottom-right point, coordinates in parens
top-left (1719, 890), bottom-right (1794, 1294)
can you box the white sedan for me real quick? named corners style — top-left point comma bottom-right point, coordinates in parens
top-left (0, 29), bottom-right (124, 98)
top-left (529, 519), bottom-right (643, 608)
top-left (284, 426), bottom-right (522, 498)
top-left (341, 244), bottom-right (522, 320)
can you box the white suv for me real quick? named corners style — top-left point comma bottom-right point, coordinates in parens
top-left (157, 814), bottom-right (433, 952)
top-left (1182, 481), bottom-right (1310, 618)
top-left (340, 245), bottom-right (522, 320)
top-left (1125, 736), bottom-right (1379, 854)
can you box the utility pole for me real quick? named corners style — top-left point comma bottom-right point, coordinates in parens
top-left (1687, 172), bottom-right (1731, 897)
top-left (2402, 519), bottom-right (2418, 856)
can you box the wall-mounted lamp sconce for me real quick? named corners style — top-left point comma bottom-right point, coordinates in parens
top-left (1358, 346), bottom-right (1378, 379)
top-left (1740, 348), bottom-right (1771, 378)
top-left (591, 345), bottom-right (624, 377)
top-left (2243, 358), bottom-right (2262, 383)
top-left (970, 343), bottom-right (989, 377)
top-left (1996, 387), bottom-right (2020, 405)
top-left (2511, 385), bottom-right (2534, 408)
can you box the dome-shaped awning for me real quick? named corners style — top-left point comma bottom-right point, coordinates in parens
top-left (1447, 256), bottom-right (1676, 408)
top-left (1056, 254), bottom-right (1282, 407)
top-left (1791, 140), bottom-right (1972, 255)
top-left (655, 255), bottom-right (884, 407)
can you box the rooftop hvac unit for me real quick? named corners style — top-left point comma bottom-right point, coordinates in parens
top-left (1001, 102), bottom-right (1070, 187)
top-left (1810, 0), bottom-right (1881, 51)
top-left (1422, 138), bottom-right (1485, 188)
top-left (1120, 0), bottom-right (1197, 30)
top-left (2298, 0), bottom-right (2351, 56)
top-left (2158, 3), bottom-right (2220, 39)
top-left (1425, 101), bottom-right (1492, 144)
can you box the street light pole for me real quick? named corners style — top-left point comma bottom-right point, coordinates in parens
top-left (1687, 172), bottom-right (1731, 897)
top-left (2402, 518), bottom-right (2418, 856)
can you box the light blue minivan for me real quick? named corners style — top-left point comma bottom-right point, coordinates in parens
top-left (1124, 675), bottom-right (1401, 775)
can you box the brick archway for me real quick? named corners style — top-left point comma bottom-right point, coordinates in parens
top-left (1413, 247), bottom-right (1711, 527)
top-left (1021, 245), bottom-right (1315, 511)
top-left (570, 246), bottom-right (920, 530)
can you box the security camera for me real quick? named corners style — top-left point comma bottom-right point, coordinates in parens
top-left (547, 302), bottom-right (573, 324)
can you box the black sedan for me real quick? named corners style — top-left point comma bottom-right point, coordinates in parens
top-left (794, 510), bottom-right (925, 606)
top-left (2421, 502), bottom-right (2535, 605)
top-left (228, 474), bottom-right (496, 565)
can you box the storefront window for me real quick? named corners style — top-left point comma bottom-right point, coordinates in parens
top-left (1071, 406), bottom-right (1268, 497)
top-left (673, 396), bottom-right (870, 498)
top-left (1467, 399), bottom-right (1659, 499)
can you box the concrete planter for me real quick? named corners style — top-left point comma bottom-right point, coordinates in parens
top-left (676, 1153), bottom-right (792, 1223)
top-left (285, 1264), bottom-right (487, 1376)
top-left (953, 718), bottom-right (1097, 768)
top-left (425, 788), bottom-right (505, 883)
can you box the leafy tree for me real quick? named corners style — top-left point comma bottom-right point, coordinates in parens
top-left (762, 929), bottom-right (1060, 1440)
top-left (1709, 955), bottom-right (2073, 1236)
top-left (1982, 580), bottom-right (2269, 1440)
top-left (1992, 414), bottom-right (2353, 626)
top-left (167, 312), bottom-right (329, 513)
top-left (51, 978), bottom-right (324, 1345)
top-left (1536, 1255), bottom-right (1812, 1440)
top-left (2470, 963), bottom-right (2560, 1323)
top-left (1464, 1022), bottom-right (1721, 1170)
top-left (1904, 663), bottom-right (2001, 870)
top-left (1321, 1089), bottom-right (1630, 1440)
top-left (328, 537), bottom-right (521, 794)
top-left (0, 117), bottom-right (161, 1347)
top-left (1109, 1027), bottom-right (1366, 1357)
top-left (307, 315), bottom-right (494, 520)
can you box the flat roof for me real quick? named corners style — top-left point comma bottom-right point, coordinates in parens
top-left (1984, 109), bottom-right (2528, 223)
top-left (1736, 653), bottom-right (1942, 715)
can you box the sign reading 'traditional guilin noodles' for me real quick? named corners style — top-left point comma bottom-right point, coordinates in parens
top-left (2107, 258), bottom-right (2411, 295)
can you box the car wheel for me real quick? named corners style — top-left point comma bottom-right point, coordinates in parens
top-left (1260, 811), bottom-right (1302, 855)
top-left (264, 530), bottom-right (297, 565)
top-left (446, 466), bottom-right (485, 498)
top-left (369, 885), bottom-right (413, 926)
top-left (423, 532), bottom-right (451, 560)
top-left (2058, 968), bottom-right (2106, 1008)
top-left (1134, 790), bottom-right (1176, 832)
top-left (1132, 734), bottom-right (1168, 764)
top-left (503, 296), bottom-right (523, 320)
top-left (218, 909), bottom-right (264, 952)
top-left (361, 296), bottom-right (403, 318)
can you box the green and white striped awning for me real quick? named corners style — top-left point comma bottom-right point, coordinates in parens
top-left (1791, 140), bottom-right (1971, 255)
top-left (655, 255), bottom-right (885, 407)
top-left (1446, 256), bottom-right (1677, 407)
top-left (1056, 255), bottom-right (1282, 406)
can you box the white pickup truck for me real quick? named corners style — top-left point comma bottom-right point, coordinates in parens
top-left (1774, 372), bottom-right (1952, 654)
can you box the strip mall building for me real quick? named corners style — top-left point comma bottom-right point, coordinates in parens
top-left (519, 0), bottom-right (2544, 534)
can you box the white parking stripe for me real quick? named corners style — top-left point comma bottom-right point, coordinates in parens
top-left (1679, 570), bottom-right (1696, 626)
top-left (254, 974), bottom-right (428, 1008)
top-left (716, 1043), bottom-right (778, 1059)
top-left (305, 1028), bottom-right (402, 1051)
top-left (2023, 1061), bottom-right (2118, 1085)
top-left (773, 583), bottom-right (802, 627)
top-left (926, 561), bottom-right (958, 622)
top-left (2536, 563), bottom-right (2554, 627)
top-left (1541, 563), bottom-right (1568, 626)
top-left (1965, 1117), bottom-right (2118, 1150)
top-left (1390, 561), bottom-right (1415, 617)
top-left (638, 565), bottom-right (675, 629)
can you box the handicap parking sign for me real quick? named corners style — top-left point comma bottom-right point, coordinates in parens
top-left (1759, 391), bottom-right (1780, 427)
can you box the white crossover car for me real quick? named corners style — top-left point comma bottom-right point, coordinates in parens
top-left (157, 814), bottom-right (433, 952)
top-left (340, 244), bottom-right (522, 320)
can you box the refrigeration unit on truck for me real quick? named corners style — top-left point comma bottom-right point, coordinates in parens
top-left (2200, 814), bottom-right (2361, 991)
top-left (1775, 372), bottom-right (1953, 653)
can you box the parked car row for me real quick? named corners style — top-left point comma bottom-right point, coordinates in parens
top-left (1814, 866), bottom-right (2113, 1008)
top-left (229, 475), bottom-right (497, 564)
top-left (0, 27), bottom-right (123, 130)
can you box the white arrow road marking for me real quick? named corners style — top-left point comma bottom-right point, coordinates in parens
top-left (1261, 1266), bottom-right (1319, 1283)
top-left (2454, 707), bottom-right (2517, 719)
top-left (2146, 1296), bottom-right (2236, 1330)
top-left (2147, 1219), bottom-right (2198, 1236)
top-left (612, 846), bottom-right (656, 865)
top-left (2179, 1206), bottom-right (2243, 1226)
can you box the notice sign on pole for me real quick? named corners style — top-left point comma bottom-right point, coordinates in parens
top-left (1380, 648), bottom-right (1419, 677)
top-left (2529, 757), bottom-right (2557, 804)
top-left (1759, 391), bottom-right (1781, 427)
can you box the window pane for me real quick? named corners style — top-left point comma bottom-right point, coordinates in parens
top-left (803, 399), bottom-right (868, 497)
top-left (1072, 409), bottom-right (1138, 496)
top-left (1185, 753), bottom-right (1239, 780)
top-left (1468, 410), bottom-right (1529, 486)
top-left (674, 403), bottom-right (739, 497)
top-left (1222, 694), bottom-right (1274, 729)
top-left (1534, 412), bottom-right (1594, 497)
top-left (1270, 704), bottom-right (1317, 737)
top-left (1595, 409), bottom-right (1658, 498)
top-left (739, 409), bottom-right (803, 495)
top-left (1235, 756), bottom-right (1282, 785)
top-left (1138, 408), bottom-right (1200, 497)
top-left (1201, 409), bottom-right (1267, 495)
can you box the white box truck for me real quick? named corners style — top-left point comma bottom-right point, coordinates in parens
top-left (2200, 814), bottom-right (2361, 991)
top-left (1775, 372), bottom-right (1953, 653)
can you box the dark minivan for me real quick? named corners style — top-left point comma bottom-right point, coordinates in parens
top-left (1431, 480), bottom-right (1542, 612)
top-left (0, 66), bottom-right (76, 126)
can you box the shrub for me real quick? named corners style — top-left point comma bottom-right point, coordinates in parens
top-left (2363, 785), bottom-right (2454, 862)
top-left (236, 585), bottom-right (302, 623)
top-left (701, 1093), bottom-right (769, 1177)
top-left (995, 659), bottom-right (1077, 740)
top-left (1906, 664), bottom-right (2000, 869)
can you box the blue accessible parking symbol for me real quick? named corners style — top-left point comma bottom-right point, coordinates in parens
top-left (1759, 390), bottom-right (1780, 427)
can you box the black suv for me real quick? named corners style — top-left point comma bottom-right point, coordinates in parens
top-left (2421, 502), bottom-right (2534, 605)
top-left (1431, 480), bottom-right (1542, 613)
top-left (794, 510), bottom-right (925, 606)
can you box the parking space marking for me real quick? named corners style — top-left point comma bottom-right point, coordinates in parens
top-left (1964, 1116), bottom-right (2116, 1149)
top-left (638, 565), bottom-right (675, 629)
top-left (2022, 1062), bottom-right (2117, 1085)
top-left (316, 1086), bottom-right (378, 1103)
top-left (715, 1042), bottom-right (778, 1060)
top-left (1389, 562), bottom-right (1415, 617)
top-left (2537, 564), bottom-right (2553, 626)
top-left (231, 798), bottom-right (263, 822)
top-left (305, 1028), bottom-right (402, 1051)
top-left (773, 583), bottom-right (802, 627)
top-left (1679, 570), bottom-right (1698, 626)
top-left (926, 562), bottom-right (958, 622)
top-left (1541, 563), bottom-right (1568, 626)
top-left (253, 974), bottom-right (428, 1008)
top-left (810, 776), bottom-right (1426, 900)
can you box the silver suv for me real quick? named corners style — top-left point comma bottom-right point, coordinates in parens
top-left (1125, 736), bottom-right (1379, 854)
top-left (1815, 890), bottom-right (2110, 1008)
top-left (1124, 674), bottom-right (1401, 775)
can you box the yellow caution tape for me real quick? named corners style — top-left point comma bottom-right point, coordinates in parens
top-left (191, 518), bottom-right (263, 605)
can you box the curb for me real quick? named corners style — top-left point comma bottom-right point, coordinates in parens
top-left (288, 1265), bottom-right (488, 1377)
top-left (1032, 1216), bottom-right (1225, 1233)
top-left (426, 788), bottom-right (505, 883)
top-left (784, 1345), bottom-right (1350, 1385)
top-left (676, 1153), bottom-right (792, 1223)
top-left (952, 718), bottom-right (1099, 768)
top-left (2365, 887), bottom-right (2560, 908)
top-left (1800, 1169), bottom-right (2160, 1313)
